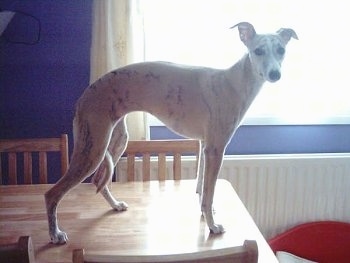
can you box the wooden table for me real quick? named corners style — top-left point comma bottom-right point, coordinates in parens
top-left (0, 179), bottom-right (277, 263)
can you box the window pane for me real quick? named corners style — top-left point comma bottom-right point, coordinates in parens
top-left (143, 0), bottom-right (350, 125)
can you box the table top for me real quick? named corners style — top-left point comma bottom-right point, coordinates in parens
top-left (0, 179), bottom-right (277, 263)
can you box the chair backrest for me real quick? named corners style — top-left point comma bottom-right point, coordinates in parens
top-left (123, 139), bottom-right (200, 181)
top-left (268, 221), bottom-right (350, 263)
top-left (0, 134), bottom-right (69, 184)
top-left (0, 236), bottom-right (35, 263)
top-left (72, 240), bottom-right (258, 263)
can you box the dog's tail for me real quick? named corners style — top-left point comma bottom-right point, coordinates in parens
top-left (91, 151), bottom-right (114, 193)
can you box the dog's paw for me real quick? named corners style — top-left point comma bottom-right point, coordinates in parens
top-left (50, 230), bottom-right (68, 244)
top-left (111, 201), bottom-right (128, 211)
top-left (209, 224), bottom-right (225, 234)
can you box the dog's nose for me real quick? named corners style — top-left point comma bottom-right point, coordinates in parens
top-left (268, 70), bottom-right (281, 81)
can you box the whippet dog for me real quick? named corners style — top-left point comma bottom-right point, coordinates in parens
top-left (45, 22), bottom-right (298, 244)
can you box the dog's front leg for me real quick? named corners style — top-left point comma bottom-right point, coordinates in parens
top-left (201, 144), bottom-right (225, 234)
top-left (93, 119), bottom-right (129, 210)
top-left (196, 140), bottom-right (204, 196)
top-left (92, 151), bottom-right (128, 211)
top-left (100, 185), bottom-right (128, 211)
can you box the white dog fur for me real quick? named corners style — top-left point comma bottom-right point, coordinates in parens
top-left (45, 22), bottom-right (298, 244)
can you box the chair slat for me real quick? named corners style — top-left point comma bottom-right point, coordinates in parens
top-left (173, 153), bottom-right (181, 180)
top-left (127, 154), bottom-right (135, 181)
top-left (158, 153), bottom-right (166, 181)
top-left (60, 134), bottom-right (69, 177)
top-left (8, 152), bottom-right (17, 184)
top-left (0, 154), bottom-right (2, 184)
top-left (142, 153), bottom-right (150, 181)
top-left (23, 152), bottom-right (33, 184)
top-left (39, 152), bottom-right (48, 183)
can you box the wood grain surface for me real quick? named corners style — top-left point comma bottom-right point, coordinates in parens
top-left (0, 179), bottom-right (277, 263)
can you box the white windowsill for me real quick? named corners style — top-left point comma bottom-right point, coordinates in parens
top-left (147, 114), bottom-right (350, 127)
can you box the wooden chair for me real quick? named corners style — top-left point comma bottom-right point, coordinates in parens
top-left (0, 134), bottom-right (69, 184)
top-left (72, 240), bottom-right (258, 263)
top-left (122, 139), bottom-right (200, 181)
top-left (0, 236), bottom-right (35, 263)
top-left (268, 221), bottom-right (350, 263)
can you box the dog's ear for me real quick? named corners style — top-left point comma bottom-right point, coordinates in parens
top-left (277, 28), bottom-right (299, 44)
top-left (230, 22), bottom-right (256, 47)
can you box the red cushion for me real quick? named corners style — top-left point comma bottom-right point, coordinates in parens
top-left (268, 221), bottom-right (350, 263)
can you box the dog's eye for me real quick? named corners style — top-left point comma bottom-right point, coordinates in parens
top-left (277, 47), bottom-right (285, 55)
top-left (254, 48), bottom-right (265, 56)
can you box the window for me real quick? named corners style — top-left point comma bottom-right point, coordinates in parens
top-left (141, 0), bottom-right (350, 125)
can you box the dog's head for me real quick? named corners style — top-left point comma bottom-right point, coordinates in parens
top-left (231, 22), bottom-right (298, 83)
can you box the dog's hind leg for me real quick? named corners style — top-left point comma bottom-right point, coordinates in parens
top-left (92, 118), bottom-right (129, 211)
top-left (45, 116), bottom-right (114, 244)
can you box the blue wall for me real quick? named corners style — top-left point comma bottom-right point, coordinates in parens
top-left (151, 125), bottom-right (350, 155)
top-left (0, 0), bottom-right (91, 183)
top-left (1, 0), bottom-right (349, 165)
top-left (0, 0), bottom-right (91, 144)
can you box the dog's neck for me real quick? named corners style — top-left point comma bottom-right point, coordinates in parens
top-left (224, 53), bottom-right (266, 113)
